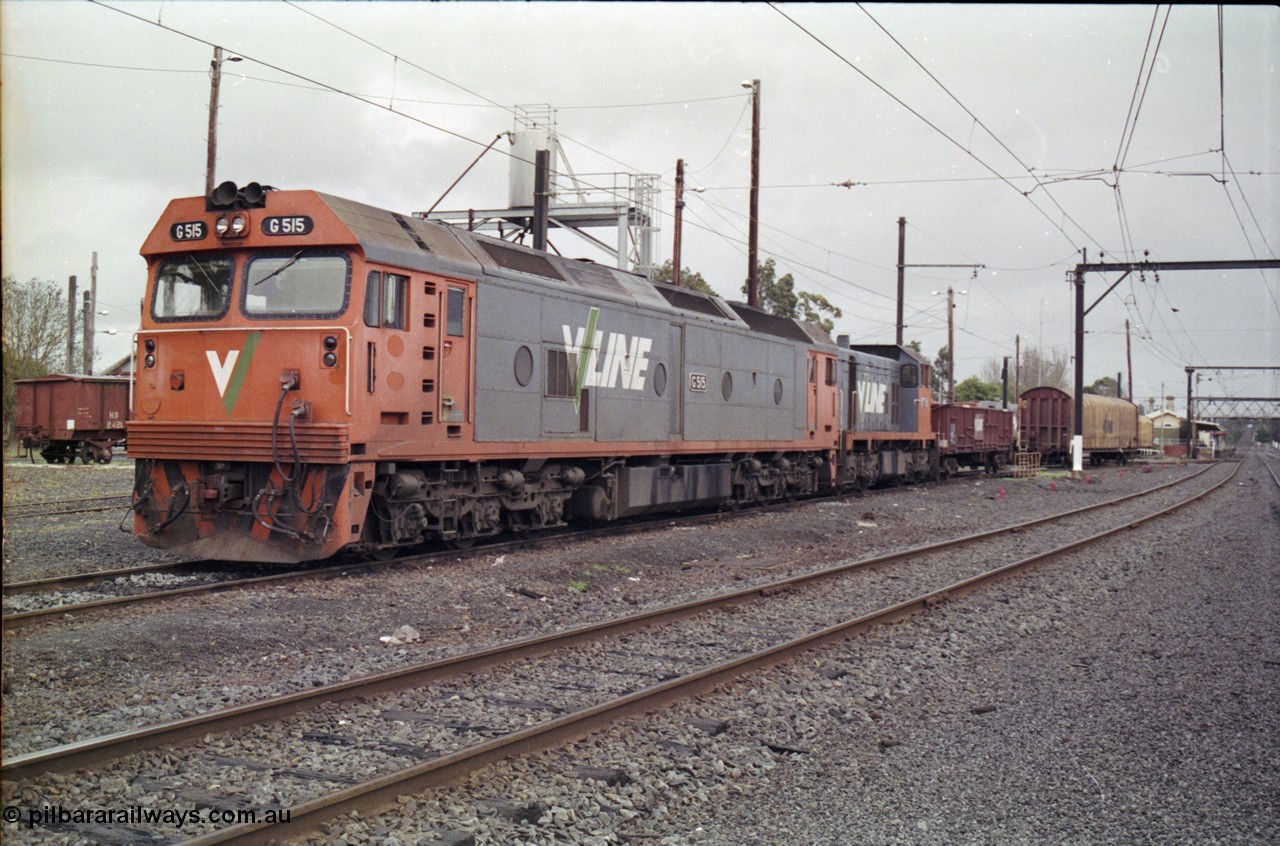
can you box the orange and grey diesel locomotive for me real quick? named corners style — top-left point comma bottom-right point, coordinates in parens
top-left (129, 183), bottom-right (936, 563)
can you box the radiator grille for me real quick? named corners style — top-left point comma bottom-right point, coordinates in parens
top-left (128, 421), bottom-right (349, 462)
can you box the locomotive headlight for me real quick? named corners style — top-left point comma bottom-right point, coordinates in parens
top-left (323, 335), bottom-right (338, 351)
top-left (323, 352), bottom-right (338, 367)
top-left (144, 338), bottom-right (156, 353)
top-left (144, 354), bottom-right (156, 368)
top-left (215, 214), bottom-right (249, 238)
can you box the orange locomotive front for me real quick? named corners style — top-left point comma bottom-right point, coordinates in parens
top-left (130, 184), bottom-right (437, 562)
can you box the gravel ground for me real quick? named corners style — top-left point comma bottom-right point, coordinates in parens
top-left (2, 453), bottom-right (1277, 845)
top-left (1, 458), bottom-right (1198, 754)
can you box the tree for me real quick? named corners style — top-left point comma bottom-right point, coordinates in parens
top-left (932, 346), bottom-right (951, 400)
top-left (980, 345), bottom-right (1070, 391)
top-left (651, 260), bottom-right (716, 295)
top-left (3, 275), bottom-right (72, 429)
top-left (744, 258), bottom-right (843, 335)
top-left (1083, 376), bottom-right (1119, 396)
top-left (954, 375), bottom-right (1001, 403)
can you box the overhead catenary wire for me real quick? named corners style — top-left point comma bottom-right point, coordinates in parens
top-left (85, 0), bottom-right (687, 243)
top-left (1114, 6), bottom-right (1170, 175)
top-left (771, 3), bottom-right (1108, 256)
top-left (854, 3), bottom-right (1111, 259)
top-left (275, 0), bottom-right (1040, 359)
top-left (71, 2), bottom-right (1273, 388)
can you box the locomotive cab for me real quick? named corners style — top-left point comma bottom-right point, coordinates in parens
top-left (131, 185), bottom-right (409, 562)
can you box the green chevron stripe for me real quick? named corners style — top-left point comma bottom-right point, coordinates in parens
top-left (573, 307), bottom-right (599, 412)
top-left (222, 332), bottom-right (261, 415)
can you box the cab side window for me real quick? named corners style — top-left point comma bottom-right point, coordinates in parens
top-left (446, 287), bottom-right (466, 336)
top-left (365, 271), bottom-right (408, 329)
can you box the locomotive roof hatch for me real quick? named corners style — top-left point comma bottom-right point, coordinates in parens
top-left (851, 343), bottom-right (930, 366)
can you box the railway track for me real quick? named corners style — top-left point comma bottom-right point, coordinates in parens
top-left (1259, 451), bottom-right (1280, 489)
top-left (2, 493), bottom-right (133, 519)
top-left (0, 465), bottom-right (1175, 630)
top-left (1, 559), bottom-right (348, 629)
top-left (0, 472), bottom-right (978, 629)
top-left (1, 460), bottom-right (1238, 845)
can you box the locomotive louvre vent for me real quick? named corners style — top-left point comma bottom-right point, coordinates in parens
top-left (481, 241), bottom-right (565, 281)
top-left (654, 283), bottom-right (731, 319)
top-left (391, 212), bottom-right (432, 253)
top-left (728, 302), bottom-right (814, 342)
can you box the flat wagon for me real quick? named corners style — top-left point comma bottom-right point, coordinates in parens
top-left (15, 374), bottom-right (130, 464)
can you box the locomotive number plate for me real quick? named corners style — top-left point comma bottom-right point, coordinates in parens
top-left (689, 372), bottom-right (708, 392)
top-left (170, 221), bottom-right (208, 241)
top-left (261, 216), bottom-right (314, 236)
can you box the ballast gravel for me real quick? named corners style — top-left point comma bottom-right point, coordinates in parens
top-left (2, 454), bottom-right (1277, 845)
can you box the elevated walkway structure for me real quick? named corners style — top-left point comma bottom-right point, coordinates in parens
top-left (416, 106), bottom-right (659, 277)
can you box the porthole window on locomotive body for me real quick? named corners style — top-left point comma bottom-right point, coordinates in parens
top-left (773, 378), bottom-right (784, 405)
top-left (721, 371), bottom-right (733, 401)
top-left (514, 345), bottom-right (534, 387)
top-left (653, 362), bottom-right (667, 397)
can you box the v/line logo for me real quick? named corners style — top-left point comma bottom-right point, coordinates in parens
top-left (856, 376), bottom-right (889, 415)
top-left (561, 307), bottom-right (653, 409)
top-left (205, 332), bottom-right (262, 415)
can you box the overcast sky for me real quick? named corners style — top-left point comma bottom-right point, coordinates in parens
top-left (3, 2), bottom-right (1277, 411)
